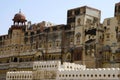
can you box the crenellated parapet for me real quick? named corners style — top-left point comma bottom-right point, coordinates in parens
top-left (6, 61), bottom-right (120, 80)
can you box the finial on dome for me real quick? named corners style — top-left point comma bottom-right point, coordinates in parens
top-left (19, 9), bottom-right (21, 13)
top-left (12, 9), bottom-right (27, 23)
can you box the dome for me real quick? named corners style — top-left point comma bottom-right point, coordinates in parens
top-left (13, 11), bottom-right (27, 22)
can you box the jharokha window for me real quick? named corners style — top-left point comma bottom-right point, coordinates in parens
top-left (56, 40), bottom-right (60, 47)
top-left (106, 34), bottom-right (110, 39)
top-left (49, 42), bottom-right (52, 48)
top-left (107, 19), bottom-right (110, 26)
top-left (77, 18), bottom-right (81, 26)
top-left (76, 32), bottom-right (81, 45)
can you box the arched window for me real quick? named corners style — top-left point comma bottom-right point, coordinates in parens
top-left (67, 55), bottom-right (71, 59)
top-left (76, 32), bottom-right (81, 45)
top-left (55, 40), bottom-right (60, 47)
top-left (77, 18), bottom-right (81, 26)
top-left (48, 41), bottom-right (52, 48)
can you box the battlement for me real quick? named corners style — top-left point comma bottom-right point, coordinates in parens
top-left (57, 68), bottom-right (120, 80)
top-left (33, 60), bottom-right (61, 70)
top-left (6, 61), bottom-right (120, 80)
top-left (33, 60), bottom-right (86, 71)
top-left (6, 71), bottom-right (33, 80)
top-left (61, 62), bottom-right (86, 70)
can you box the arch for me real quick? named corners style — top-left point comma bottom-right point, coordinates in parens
top-left (76, 32), bottom-right (81, 45)
top-left (66, 52), bottom-right (71, 59)
top-left (34, 50), bottom-right (43, 61)
top-left (74, 47), bottom-right (83, 61)
top-left (76, 32), bottom-right (81, 37)
top-left (64, 52), bottom-right (71, 62)
top-left (77, 18), bottom-right (81, 26)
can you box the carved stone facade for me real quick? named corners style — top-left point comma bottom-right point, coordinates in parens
top-left (1, 2), bottom-right (120, 80)
top-left (102, 2), bottom-right (120, 68)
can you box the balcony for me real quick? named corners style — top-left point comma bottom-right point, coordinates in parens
top-left (85, 28), bottom-right (96, 35)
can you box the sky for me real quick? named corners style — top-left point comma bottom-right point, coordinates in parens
top-left (0, 0), bottom-right (120, 35)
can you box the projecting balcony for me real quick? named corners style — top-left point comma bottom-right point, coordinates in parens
top-left (85, 28), bottom-right (96, 35)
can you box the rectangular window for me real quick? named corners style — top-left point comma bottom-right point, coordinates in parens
top-left (107, 19), bottom-right (110, 26)
top-left (106, 35), bottom-right (109, 38)
top-left (106, 34), bottom-right (110, 41)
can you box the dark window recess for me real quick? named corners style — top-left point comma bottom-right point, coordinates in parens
top-left (39, 36), bottom-right (41, 40)
top-left (13, 57), bottom-right (18, 62)
top-left (85, 45), bottom-right (89, 50)
top-left (24, 37), bottom-right (28, 43)
top-left (118, 5), bottom-right (120, 13)
top-left (30, 37), bottom-right (33, 43)
top-left (115, 26), bottom-right (118, 32)
top-left (106, 35), bottom-right (109, 38)
top-left (85, 28), bottom-right (96, 35)
top-left (25, 32), bottom-right (28, 36)
top-left (104, 26), bottom-right (107, 30)
top-left (67, 11), bottom-right (72, 17)
top-left (53, 27), bottom-right (57, 31)
top-left (48, 28), bottom-right (50, 32)
top-left (0, 42), bottom-right (2, 46)
top-left (67, 17), bottom-right (75, 24)
top-left (31, 32), bottom-right (34, 35)
top-left (37, 30), bottom-right (40, 34)
top-left (93, 17), bottom-right (98, 23)
top-left (65, 25), bottom-right (71, 30)
top-left (0, 37), bottom-right (2, 41)
top-left (19, 58), bottom-right (22, 62)
top-left (74, 47), bottom-right (82, 61)
top-left (75, 9), bottom-right (80, 15)
top-left (107, 19), bottom-right (110, 25)
top-left (115, 6), bottom-right (117, 16)
top-left (117, 32), bottom-right (120, 42)
top-left (44, 28), bottom-right (49, 32)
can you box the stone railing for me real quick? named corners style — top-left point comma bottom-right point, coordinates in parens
top-left (20, 51), bottom-right (36, 56)
top-left (9, 62), bottom-right (19, 68)
top-left (9, 62), bottom-right (33, 69)
top-left (45, 48), bottom-right (61, 53)
top-left (0, 63), bottom-right (9, 69)
top-left (0, 52), bottom-right (18, 58)
top-left (18, 62), bottom-right (33, 68)
top-left (0, 62), bottom-right (33, 70)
